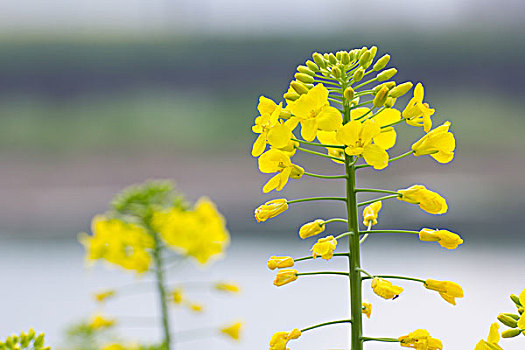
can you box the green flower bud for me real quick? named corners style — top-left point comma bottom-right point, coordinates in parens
top-left (348, 50), bottom-right (357, 61)
top-left (389, 82), bottom-right (413, 98)
top-left (503, 313), bottom-right (521, 321)
top-left (344, 87), bottom-right (355, 101)
top-left (291, 81), bottom-right (309, 95)
top-left (306, 60), bottom-right (320, 72)
top-left (335, 51), bottom-right (342, 61)
top-left (519, 307), bottom-right (524, 314)
top-left (377, 68), bottom-right (397, 82)
top-left (4, 338), bottom-right (12, 350)
top-left (33, 334), bottom-right (44, 348)
top-left (280, 109), bottom-right (292, 119)
top-left (369, 46), bottom-right (377, 60)
top-left (294, 72), bottom-right (314, 84)
top-left (359, 51), bottom-right (371, 67)
top-left (328, 53), bottom-right (337, 65)
top-left (27, 330), bottom-right (35, 341)
top-left (297, 65), bottom-right (315, 76)
top-left (498, 313), bottom-right (518, 328)
top-left (373, 81), bottom-right (396, 95)
top-left (353, 68), bottom-right (365, 82)
top-left (373, 86), bottom-right (389, 107)
top-left (373, 54), bottom-right (391, 71)
top-left (502, 329), bottom-right (521, 338)
top-left (284, 91), bottom-right (300, 102)
top-left (341, 51), bottom-right (350, 65)
top-left (358, 46), bottom-right (367, 58)
top-left (312, 53), bottom-right (326, 69)
top-left (331, 66), bottom-right (342, 78)
top-left (290, 164), bottom-right (304, 179)
top-left (385, 97), bottom-right (397, 108)
top-left (511, 294), bottom-right (522, 306)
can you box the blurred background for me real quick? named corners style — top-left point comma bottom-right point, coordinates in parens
top-left (1, 0), bottom-right (524, 348)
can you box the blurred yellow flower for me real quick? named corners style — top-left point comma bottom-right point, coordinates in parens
top-left (371, 278), bottom-right (403, 300)
top-left (258, 149), bottom-right (304, 193)
top-left (399, 329), bottom-right (442, 349)
top-left (397, 185), bottom-right (448, 214)
top-left (267, 256), bottom-right (294, 270)
top-left (214, 282), bottom-right (240, 293)
top-left (412, 121), bottom-right (455, 163)
top-left (172, 288), bottom-right (183, 304)
top-left (424, 279), bottom-right (464, 305)
top-left (289, 84), bottom-right (343, 141)
top-left (189, 303), bottom-right (204, 313)
top-left (419, 228), bottom-right (463, 249)
top-left (252, 97), bottom-right (291, 157)
top-left (220, 321), bottom-right (243, 341)
top-left (475, 323), bottom-right (502, 350)
top-left (254, 199), bottom-right (288, 223)
top-left (299, 219), bottom-right (325, 239)
top-left (363, 201), bottom-right (382, 227)
top-left (311, 235), bottom-right (337, 260)
top-left (269, 329), bottom-right (301, 350)
top-left (273, 269), bottom-right (298, 287)
top-left (89, 314), bottom-right (115, 330)
top-left (94, 289), bottom-right (116, 303)
top-left (362, 300), bottom-right (372, 318)
top-left (403, 83), bottom-right (435, 133)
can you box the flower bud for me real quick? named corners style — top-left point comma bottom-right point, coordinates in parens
top-left (353, 67), bottom-right (365, 82)
top-left (297, 65), bottom-right (315, 76)
top-left (33, 334), bottom-right (44, 348)
top-left (377, 68), bottom-right (397, 81)
top-left (385, 97), bottom-right (396, 108)
top-left (306, 60), bottom-right (320, 72)
top-left (290, 164), bottom-right (304, 179)
top-left (27, 329), bottom-right (35, 340)
top-left (519, 307), bottom-right (524, 315)
top-left (279, 109), bottom-right (292, 119)
top-left (273, 269), bottom-right (298, 286)
top-left (331, 66), bottom-right (342, 78)
top-left (328, 53), bottom-right (337, 65)
top-left (267, 256), bottom-right (294, 270)
top-left (370, 46), bottom-right (377, 59)
top-left (359, 51), bottom-right (371, 67)
top-left (312, 53), bottom-right (326, 69)
top-left (299, 219), bottom-right (325, 239)
top-left (335, 51), bottom-right (342, 61)
top-left (284, 91), bottom-right (300, 101)
top-left (389, 82), bottom-right (413, 98)
top-left (373, 81), bottom-right (396, 95)
top-left (358, 46), bottom-right (367, 57)
top-left (344, 87), bottom-right (355, 101)
top-left (502, 329), bottom-right (521, 338)
top-left (373, 86), bottom-right (389, 107)
top-left (503, 313), bottom-right (520, 320)
top-left (498, 313), bottom-right (518, 328)
top-left (511, 294), bottom-right (522, 306)
top-left (290, 81), bottom-right (309, 95)
top-left (341, 51), bottom-right (350, 64)
top-left (294, 72), bottom-right (314, 84)
top-left (373, 54), bottom-right (390, 71)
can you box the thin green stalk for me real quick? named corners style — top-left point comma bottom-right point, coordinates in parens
top-left (357, 194), bottom-right (400, 207)
top-left (364, 107), bottom-right (386, 121)
top-left (356, 151), bottom-right (413, 169)
top-left (328, 97), bottom-right (343, 105)
top-left (304, 172), bottom-right (348, 180)
top-left (324, 218), bottom-right (348, 224)
top-left (362, 274), bottom-right (426, 283)
top-left (296, 271), bottom-right (349, 277)
top-left (353, 77), bottom-right (378, 90)
top-left (152, 231), bottom-right (172, 350)
top-left (313, 79), bottom-right (341, 87)
top-left (359, 229), bottom-right (419, 235)
top-left (354, 107), bottom-right (375, 121)
top-left (349, 100), bottom-right (373, 109)
top-left (335, 231), bottom-right (352, 240)
top-left (301, 319), bottom-right (352, 333)
top-left (287, 197), bottom-right (347, 204)
top-left (292, 138), bottom-right (345, 149)
top-left (381, 118), bottom-right (406, 129)
top-left (294, 253), bottom-right (349, 263)
top-left (362, 337), bottom-right (399, 343)
top-left (355, 188), bottom-right (399, 195)
top-left (296, 146), bottom-right (344, 162)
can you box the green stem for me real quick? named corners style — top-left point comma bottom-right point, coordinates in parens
top-left (304, 172), bottom-right (348, 179)
top-left (335, 231), bottom-right (352, 240)
top-left (313, 79), bottom-right (341, 87)
top-left (152, 231), bottom-right (172, 350)
top-left (324, 218), bottom-right (348, 224)
top-left (356, 151), bottom-right (413, 169)
top-left (292, 138), bottom-right (346, 149)
top-left (328, 97), bottom-right (343, 105)
top-left (296, 271), bottom-right (349, 277)
top-left (362, 274), bottom-right (426, 283)
top-left (364, 107), bottom-right (386, 121)
top-left (294, 253), bottom-right (349, 263)
top-left (353, 77), bottom-right (378, 90)
top-left (296, 146), bottom-right (345, 162)
top-left (362, 337), bottom-right (399, 343)
top-left (355, 188), bottom-right (399, 195)
top-left (381, 118), bottom-right (406, 129)
top-left (359, 230), bottom-right (419, 235)
top-left (354, 107), bottom-right (374, 121)
top-left (287, 197), bottom-right (347, 204)
top-left (349, 100), bottom-right (373, 109)
top-left (301, 319), bottom-right (352, 333)
top-left (357, 194), bottom-right (400, 207)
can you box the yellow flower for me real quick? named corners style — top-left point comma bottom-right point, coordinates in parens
top-left (189, 303), bottom-right (204, 312)
top-left (362, 300), bottom-right (372, 318)
top-left (299, 219), bottom-right (325, 239)
top-left (289, 84), bottom-right (343, 141)
top-left (273, 269), bottom-right (298, 287)
top-left (316, 130), bottom-right (344, 163)
top-left (336, 119), bottom-right (389, 170)
top-left (214, 282), bottom-right (240, 293)
top-left (363, 201), bottom-right (382, 227)
top-left (397, 185), bottom-right (448, 214)
top-left (371, 278), bottom-right (403, 300)
top-left (412, 121), bottom-right (455, 163)
top-left (269, 329), bottom-right (301, 350)
top-left (518, 289), bottom-right (525, 330)
top-left (267, 256), bottom-right (294, 270)
top-left (258, 149), bottom-right (304, 193)
top-left (89, 314), bottom-right (116, 330)
top-left (475, 323), bottom-right (502, 350)
top-left (350, 107), bottom-right (401, 150)
top-left (399, 329), bottom-right (443, 349)
top-left (94, 289), bottom-right (116, 303)
top-left (254, 199), bottom-right (288, 223)
top-left (220, 321), bottom-right (243, 341)
top-left (419, 228), bottom-right (463, 249)
top-left (252, 96), bottom-right (292, 157)
top-left (311, 235), bottom-right (337, 260)
top-left (403, 83), bottom-right (435, 132)
top-left (172, 288), bottom-right (184, 304)
top-left (100, 344), bottom-right (126, 350)
top-left (424, 279), bottom-right (464, 305)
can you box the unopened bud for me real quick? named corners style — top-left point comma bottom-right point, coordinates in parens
top-left (297, 65), bottom-right (315, 76)
top-left (34, 334), bottom-right (44, 348)
top-left (331, 66), bottom-right (341, 78)
top-left (358, 46), bottom-right (367, 58)
top-left (312, 53), bottom-right (326, 69)
top-left (348, 50), bottom-right (357, 61)
top-left (373, 54), bottom-right (390, 71)
top-left (341, 51), bottom-right (350, 64)
top-left (502, 329), bottom-right (521, 338)
top-left (335, 51), bottom-right (342, 61)
top-left (279, 109), bottom-right (292, 119)
top-left (27, 329), bottom-right (35, 340)
top-left (344, 87), bottom-right (355, 101)
top-left (498, 313), bottom-right (518, 328)
top-left (373, 86), bottom-right (389, 107)
top-left (294, 72), bottom-right (314, 84)
top-left (385, 97), bottom-right (397, 108)
top-left (353, 68), bottom-right (365, 82)
top-left (291, 81), bottom-right (309, 95)
top-left (328, 53), bottom-right (337, 65)
top-left (511, 294), bottom-right (522, 306)
top-left (389, 82), bottom-right (413, 98)
top-left (306, 60), bottom-right (320, 72)
top-left (290, 164), bottom-right (304, 179)
top-left (369, 46), bottom-right (377, 60)
top-left (377, 68), bottom-right (397, 81)
top-left (519, 307), bottom-right (524, 314)
top-left (373, 82), bottom-right (396, 95)
top-left (284, 91), bottom-right (300, 101)
top-left (503, 313), bottom-right (520, 321)
top-left (359, 51), bottom-right (371, 67)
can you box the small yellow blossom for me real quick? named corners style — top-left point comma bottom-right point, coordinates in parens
top-left (397, 185), bottom-right (448, 215)
top-left (412, 121), bottom-right (455, 163)
top-left (269, 328), bottom-right (301, 350)
top-left (258, 149), bottom-right (304, 193)
top-left (371, 278), bottom-right (403, 300)
top-left (94, 289), bottom-right (116, 303)
top-left (214, 282), bottom-right (240, 293)
top-left (220, 321), bottom-right (243, 341)
top-left (403, 83), bottom-right (435, 133)
top-left (475, 323), bottom-right (503, 350)
top-left (172, 288), bottom-right (184, 304)
top-left (255, 199), bottom-right (288, 223)
top-left (362, 300), bottom-right (372, 318)
top-left (252, 97), bottom-right (292, 157)
top-left (311, 235), bottom-right (337, 260)
top-left (289, 84), bottom-right (343, 141)
top-left (424, 279), bottom-right (464, 305)
top-left (399, 329), bottom-right (442, 349)
top-left (351, 107), bottom-right (401, 150)
top-left (189, 303), bottom-right (204, 312)
top-left (299, 219), bottom-right (325, 239)
top-left (363, 201), bottom-right (382, 227)
top-left (273, 269), bottom-right (298, 287)
top-left (267, 256), bottom-right (294, 270)
top-left (89, 314), bottom-right (116, 330)
top-left (419, 228), bottom-right (463, 249)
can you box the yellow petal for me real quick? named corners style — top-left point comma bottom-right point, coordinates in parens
top-left (317, 106), bottom-right (343, 131)
top-left (350, 107), bottom-right (370, 121)
top-left (267, 124), bottom-right (291, 148)
top-left (263, 173), bottom-right (282, 193)
top-left (414, 83), bottom-right (424, 102)
top-left (362, 144), bottom-right (389, 170)
top-left (258, 96), bottom-right (278, 115)
top-left (487, 323), bottom-right (500, 344)
top-left (360, 120), bottom-right (381, 144)
top-left (336, 120), bottom-right (361, 145)
top-left (519, 288), bottom-right (525, 307)
top-left (373, 108), bottom-right (401, 127)
top-left (252, 133), bottom-right (267, 157)
top-left (373, 127), bottom-right (397, 150)
top-left (301, 119), bottom-right (318, 141)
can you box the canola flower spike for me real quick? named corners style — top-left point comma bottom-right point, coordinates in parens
top-left (371, 277), bottom-right (403, 300)
top-left (269, 329), bottom-right (301, 350)
top-left (398, 329), bottom-right (443, 349)
top-left (362, 300), bottom-right (372, 318)
top-left (419, 228), bottom-right (463, 249)
top-left (254, 199), bottom-right (288, 222)
top-left (273, 269), bottom-right (298, 287)
top-left (268, 256), bottom-right (294, 270)
top-left (397, 185), bottom-right (448, 214)
top-left (403, 83), bottom-right (435, 133)
top-left (424, 279), bottom-right (464, 305)
top-left (220, 322), bottom-right (243, 341)
top-left (363, 201), bottom-right (382, 227)
top-left (311, 235), bottom-right (338, 260)
top-left (0, 329), bottom-right (46, 350)
top-left (252, 97), bottom-right (292, 157)
top-left (214, 282), bottom-right (240, 293)
top-left (258, 149), bottom-right (304, 193)
top-left (412, 121), bottom-right (455, 163)
top-left (475, 323), bottom-right (503, 350)
top-left (299, 219), bottom-right (325, 239)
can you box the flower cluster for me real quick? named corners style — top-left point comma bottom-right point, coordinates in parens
top-left (0, 330), bottom-right (48, 350)
top-left (251, 47), bottom-right (462, 349)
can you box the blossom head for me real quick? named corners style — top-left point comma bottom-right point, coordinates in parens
top-left (311, 235), bottom-right (337, 260)
top-left (214, 282), bottom-right (240, 294)
top-left (412, 121), bottom-right (455, 163)
top-left (419, 228), bottom-right (463, 249)
top-left (399, 329), bottom-right (443, 349)
top-left (403, 83), bottom-right (435, 133)
top-left (273, 269), bottom-right (298, 287)
top-left (299, 219), bottom-right (325, 239)
top-left (267, 256), bottom-right (294, 270)
top-left (371, 277), bottom-right (403, 300)
top-left (362, 300), bottom-right (372, 318)
top-left (269, 329), bottom-right (301, 350)
top-left (363, 201), bottom-right (382, 227)
top-left (397, 185), bottom-right (448, 214)
top-left (220, 322), bottom-right (243, 341)
top-left (424, 279), bottom-right (464, 305)
top-left (258, 149), bottom-right (303, 193)
top-left (254, 199), bottom-right (288, 223)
